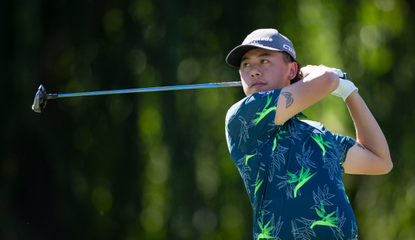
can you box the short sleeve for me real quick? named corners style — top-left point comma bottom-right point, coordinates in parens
top-left (331, 133), bottom-right (356, 171)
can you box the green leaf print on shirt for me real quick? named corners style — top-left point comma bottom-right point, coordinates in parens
top-left (310, 200), bottom-right (339, 229)
top-left (286, 167), bottom-right (317, 198)
top-left (252, 95), bottom-right (277, 125)
top-left (310, 133), bottom-right (333, 156)
top-left (257, 216), bottom-right (276, 240)
top-left (255, 172), bottom-right (264, 198)
top-left (245, 153), bottom-right (258, 165)
top-left (272, 128), bottom-right (287, 151)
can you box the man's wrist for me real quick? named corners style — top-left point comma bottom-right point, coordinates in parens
top-left (331, 79), bottom-right (358, 101)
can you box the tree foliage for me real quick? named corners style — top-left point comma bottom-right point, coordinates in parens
top-left (1, 0), bottom-right (414, 239)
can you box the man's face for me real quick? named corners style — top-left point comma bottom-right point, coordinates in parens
top-left (239, 48), bottom-right (296, 96)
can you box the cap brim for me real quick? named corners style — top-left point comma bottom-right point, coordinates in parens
top-left (225, 44), bottom-right (284, 68)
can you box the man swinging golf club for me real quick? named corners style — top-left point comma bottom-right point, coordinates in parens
top-left (225, 28), bottom-right (392, 240)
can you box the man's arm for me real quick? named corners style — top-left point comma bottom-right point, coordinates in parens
top-left (275, 65), bottom-right (339, 125)
top-left (342, 90), bottom-right (393, 175)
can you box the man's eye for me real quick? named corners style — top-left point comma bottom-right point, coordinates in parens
top-left (242, 62), bottom-right (251, 67)
top-left (261, 59), bottom-right (269, 64)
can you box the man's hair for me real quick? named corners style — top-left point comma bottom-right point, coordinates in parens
top-left (282, 52), bottom-right (303, 84)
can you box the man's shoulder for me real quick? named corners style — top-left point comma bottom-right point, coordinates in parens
top-left (300, 119), bottom-right (325, 130)
top-left (225, 97), bottom-right (245, 122)
top-left (226, 90), bottom-right (282, 117)
top-left (295, 119), bottom-right (331, 136)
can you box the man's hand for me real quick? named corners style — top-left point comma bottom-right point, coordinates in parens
top-left (274, 65), bottom-right (339, 125)
top-left (304, 66), bottom-right (357, 101)
top-left (300, 65), bottom-right (327, 78)
top-left (301, 65), bottom-right (345, 80)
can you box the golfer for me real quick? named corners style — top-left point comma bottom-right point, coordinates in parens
top-left (225, 28), bottom-right (392, 240)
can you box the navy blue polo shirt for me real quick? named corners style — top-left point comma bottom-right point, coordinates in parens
top-left (225, 89), bottom-right (358, 240)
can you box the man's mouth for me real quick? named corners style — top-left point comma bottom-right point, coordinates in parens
top-left (250, 81), bottom-right (266, 88)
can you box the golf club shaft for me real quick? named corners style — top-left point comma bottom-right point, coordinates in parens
top-left (47, 81), bottom-right (242, 99)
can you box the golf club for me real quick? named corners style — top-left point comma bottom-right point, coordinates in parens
top-left (32, 69), bottom-right (347, 113)
top-left (32, 81), bottom-right (243, 113)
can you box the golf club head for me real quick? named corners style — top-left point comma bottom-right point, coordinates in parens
top-left (32, 85), bottom-right (48, 113)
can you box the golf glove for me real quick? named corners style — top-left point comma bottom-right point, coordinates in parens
top-left (330, 68), bottom-right (358, 101)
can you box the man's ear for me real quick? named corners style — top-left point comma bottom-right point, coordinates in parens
top-left (288, 62), bottom-right (298, 80)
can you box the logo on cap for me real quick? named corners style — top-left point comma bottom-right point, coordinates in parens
top-left (247, 37), bottom-right (274, 45)
top-left (283, 44), bottom-right (295, 57)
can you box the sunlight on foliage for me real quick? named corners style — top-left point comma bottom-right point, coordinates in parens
top-left (3, 0), bottom-right (414, 239)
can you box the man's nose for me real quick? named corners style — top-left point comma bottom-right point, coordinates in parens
top-left (250, 67), bottom-right (261, 78)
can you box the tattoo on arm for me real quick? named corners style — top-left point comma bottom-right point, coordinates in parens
top-left (281, 92), bottom-right (294, 108)
top-left (357, 142), bottom-right (366, 150)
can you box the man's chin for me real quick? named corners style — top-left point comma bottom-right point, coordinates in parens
top-left (249, 87), bottom-right (271, 95)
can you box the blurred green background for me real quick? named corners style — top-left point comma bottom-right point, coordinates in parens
top-left (1, 0), bottom-right (414, 239)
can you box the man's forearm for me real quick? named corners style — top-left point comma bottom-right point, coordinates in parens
top-left (345, 91), bottom-right (392, 169)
